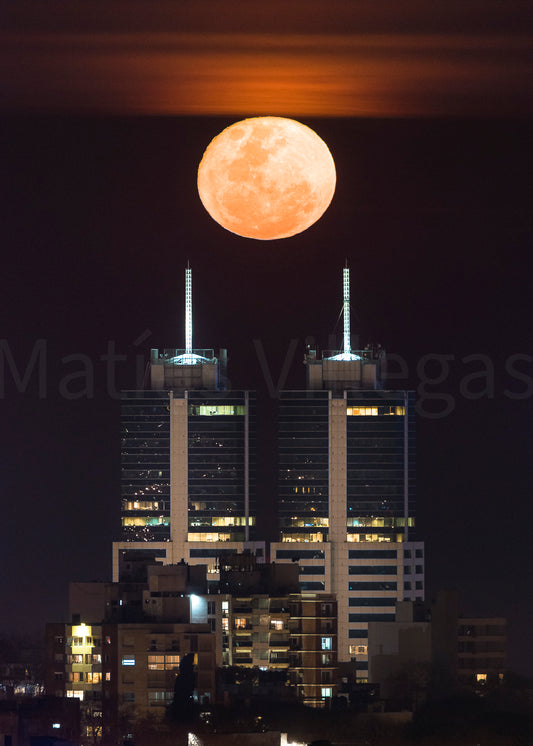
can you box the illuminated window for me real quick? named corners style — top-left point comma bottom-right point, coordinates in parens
top-left (122, 516), bottom-right (169, 527)
top-left (346, 407), bottom-right (378, 416)
top-left (321, 687), bottom-right (332, 698)
top-left (270, 620), bottom-right (284, 631)
top-left (187, 532), bottom-right (232, 542)
top-left (476, 673), bottom-right (487, 682)
top-left (122, 656), bottom-right (136, 667)
top-left (189, 404), bottom-right (245, 416)
top-left (66, 690), bottom-right (84, 701)
top-left (222, 618), bottom-right (229, 631)
top-left (347, 533), bottom-right (393, 543)
top-left (346, 405), bottom-right (404, 416)
top-left (148, 655), bottom-right (165, 670)
top-left (321, 637), bottom-right (332, 651)
top-left (105, 672), bottom-right (111, 681)
top-left (234, 618), bottom-right (247, 629)
top-left (281, 531), bottom-right (325, 543)
top-left (124, 501), bottom-right (161, 511)
top-left (288, 517), bottom-right (329, 528)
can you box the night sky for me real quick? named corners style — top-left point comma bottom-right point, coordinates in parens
top-left (1, 1), bottom-right (532, 675)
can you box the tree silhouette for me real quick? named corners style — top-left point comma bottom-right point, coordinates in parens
top-left (167, 653), bottom-right (196, 724)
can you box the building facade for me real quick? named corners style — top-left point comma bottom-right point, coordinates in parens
top-left (114, 265), bottom-right (424, 680)
top-left (45, 619), bottom-right (216, 744)
top-left (113, 267), bottom-right (263, 586)
top-left (271, 268), bottom-right (424, 678)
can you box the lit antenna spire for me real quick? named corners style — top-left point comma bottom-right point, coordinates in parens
top-left (185, 263), bottom-right (192, 355)
top-left (343, 263), bottom-right (351, 355)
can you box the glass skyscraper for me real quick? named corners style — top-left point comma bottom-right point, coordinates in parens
top-left (271, 268), bottom-right (424, 677)
top-left (112, 268), bottom-right (262, 585)
top-left (120, 391), bottom-right (171, 542)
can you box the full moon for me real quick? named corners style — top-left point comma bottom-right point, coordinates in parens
top-left (197, 117), bottom-right (336, 240)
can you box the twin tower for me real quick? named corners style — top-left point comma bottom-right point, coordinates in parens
top-left (113, 266), bottom-right (424, 675)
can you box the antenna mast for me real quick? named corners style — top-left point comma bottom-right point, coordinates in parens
top-left (343, 265), bottom-right (350, 354)
top-left (185, 263), bottom-right (192, 355)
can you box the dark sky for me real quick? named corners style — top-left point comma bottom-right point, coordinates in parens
top-left (1, 2), bottom-right (532, 676)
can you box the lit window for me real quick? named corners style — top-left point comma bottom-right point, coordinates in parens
top-left (271, 620), bottom-right (284, 631)
top-left (189, 404), bottom-right (245, 416)
top-left (346, 407), bottom-right (378, 416)
top-left (321, 637), bottom-right (332, 651)
top-left (105, 672), bottom-right (111, 681)
top-left (66, 690), bottom-right (84, 701)
top-left (234, 618), bottom-right (247, 629)
top-left (476, 673), bottom-right (487, 682)
top-left (148, 655), bottom-right (165, 670)
top-left (122, 656), bottom-right (136, 667)
top-left (321, 687), bottom-right (332, 698)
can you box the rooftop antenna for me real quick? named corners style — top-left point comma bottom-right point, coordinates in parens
top-left (343, 261), bottom-right (351, 355)
top-left (185, 262), bottom-right (192, 355)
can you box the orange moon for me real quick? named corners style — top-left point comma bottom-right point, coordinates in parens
top-left (197, 117), bottom-right (336, 240)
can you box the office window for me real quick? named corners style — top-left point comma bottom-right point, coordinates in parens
top-left (349, 613), bottom-right (394, 622)
top-left (121, 656), bottom-right (135, 667)
top-left (321, 637), bottom-right (332, 651)
top-left (349, 566), bottom-right (397, 575)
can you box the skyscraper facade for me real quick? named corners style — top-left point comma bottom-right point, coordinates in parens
top-left (112, 267), bottom-right (262, 585)
top-left (114, 265), bottom-right (424, 681)
top-left (270, 268), bottom-right (424, 678)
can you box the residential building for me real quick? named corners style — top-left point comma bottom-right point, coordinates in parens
top-left (367, 592), bottom-right (507, 708)
top-left (45, 618), bottom-right (216, 744)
